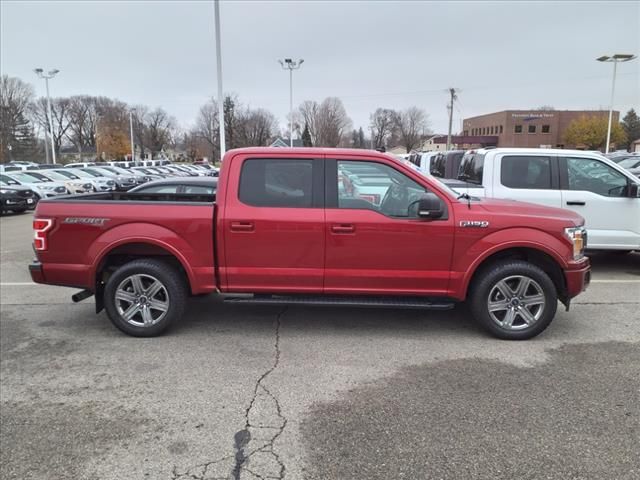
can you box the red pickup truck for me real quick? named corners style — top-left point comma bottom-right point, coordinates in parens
top-left (30, 148), bottom-right (590, 340)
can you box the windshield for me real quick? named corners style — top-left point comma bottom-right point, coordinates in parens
top-left (22, 171), bottom-right (53, 182)
top-left (54, 170), bottom-right (81, 180)
top-left (10, 172), bottom-right (45, 183)
top-left (82, 168), bottom-right (106, 177)
top-left (0, 174), bottom-right (20, 186)
top-left (39, 171), bottom-right (69, 181)
top-left (618, 157), bottom-right (640, 169)
top-left (65, 169), bottom-right (94, 179)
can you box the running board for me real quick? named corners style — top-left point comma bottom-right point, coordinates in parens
top-left (222, 294), bottom-right (455, 310)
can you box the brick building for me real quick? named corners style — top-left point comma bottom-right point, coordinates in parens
top-left (462, 110), bottom-right (619, 149)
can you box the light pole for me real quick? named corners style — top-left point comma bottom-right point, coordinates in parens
top-left (129, 109), bottom-right (136, 163)
top-left (213, 0), bottom-right (225, 160)
top-left (34, 68), bottom-right (60, 164)
top-left (596, 54), bottom-right (637, 154)
top-left (279, 58), bottom-right (304, 147)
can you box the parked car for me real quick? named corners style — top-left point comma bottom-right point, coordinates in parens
top-left (54, 168), bottom-right (116, 192)
top-left (0, 180), bottom-right (37, 209)
top-left (616, 156), bottom-right (640, 172)
top-left (430, 150), bottom-right (466, 179)
top-left (31, 147), bottom-right (590, 340)
top-left (80, 167), bottom-right (138, 191)
top-left (129, 177), bottom-right (217, 194)
top-left (24, 169), bottom-right (94, 194)
top-left (1, 186), bottom-right (29, 214)
top-left (0, 172), bottom-right (69, 199)
top-left (453, 148), bottom-right (640, 252)
top-left (95, 165), bottom-right (161, 183)
top-left (30, 164), bottom-right (60, 170)
top-left (65, 162), bottom-right (97, 168)
top-left (408, 151), bottom-right (439, 175)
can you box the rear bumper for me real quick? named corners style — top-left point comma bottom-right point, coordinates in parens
top-left (29, 261), bottom-right (45, 284)
top-left (564, 258), bottom-right (591, 298)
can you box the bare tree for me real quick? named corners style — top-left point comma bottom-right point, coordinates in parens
top-left (30, 97), bottom-right (72, 156)
top-left (130, 105), bottom-right (149, 159)
top-left (394, 107), bottom-right (429, 153)
top-left (369, 108), bottom-right (397, 148)
top-left (66, 95), bottom-right (93, 158)
top-left (299, 97), bottom-right (352, 147)
top-left (194, 98), bottom-right (219, 160)
top-left (144, 107), bottom-right (176, 156)
top-left (0, 75), bottom-right (37, 162)
top-left (236, 107), bottom-right (278, 147)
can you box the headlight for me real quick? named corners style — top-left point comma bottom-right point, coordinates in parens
top-left (83, 183), bottom-right (93, 190)
top-left (0, 189), bottom-right (9, 194)
top-left (564, 226), bottom-right (587, 261)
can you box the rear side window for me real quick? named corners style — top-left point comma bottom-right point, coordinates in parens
top-left (501, 156), bottom-right (552, 189)
top-left (430, 154), bottom-right (446, 177)
top-left (458, 152), bottom-right (486, 184)
top-left (239, 159), bottom-right (314, 208)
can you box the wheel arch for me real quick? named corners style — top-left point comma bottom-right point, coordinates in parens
top-left (462, 246), bottom-right (568, 305)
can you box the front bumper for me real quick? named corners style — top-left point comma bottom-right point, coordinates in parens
top-left (564, 258), bottom-right (591, 299)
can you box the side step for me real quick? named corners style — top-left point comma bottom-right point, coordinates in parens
top-left (223, 294), bottom-right (455, 310)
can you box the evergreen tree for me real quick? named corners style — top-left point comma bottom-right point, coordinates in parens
top-left (358, 127), bottom-right (365, 148)
top-left (302, 122), bottom-right (313, 147)
top-left (621, 109), bottom-right (640, 149)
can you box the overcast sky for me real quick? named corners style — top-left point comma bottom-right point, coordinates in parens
top-left (2, 0), bottom-right (638, 135)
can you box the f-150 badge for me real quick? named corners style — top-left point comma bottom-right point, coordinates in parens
top-left (460, 220), bottom-right (489, 228)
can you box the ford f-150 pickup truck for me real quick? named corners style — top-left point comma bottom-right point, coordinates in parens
top-left (29, 148), bottom-right (591, 340)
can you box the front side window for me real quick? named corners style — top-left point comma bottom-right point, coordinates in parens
top-left (566, 158), bottom-right (628, 197)
top-left (501, 156), bottom-right (552, 189)
top-left (514, 125), bottom-right (523, 134)
top-left (337, 161), bottom-right (427, 218)
top-left (239, 159), bottom-right (313, 208)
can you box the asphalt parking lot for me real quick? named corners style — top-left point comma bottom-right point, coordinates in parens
top-left (1, 211), bottom-right (639, 480)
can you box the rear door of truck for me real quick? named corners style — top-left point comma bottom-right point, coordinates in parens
top-left (220, 153), bottom-right (325, 293)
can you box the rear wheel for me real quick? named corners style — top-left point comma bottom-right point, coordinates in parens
top-left (104, 259), bottom-right (187, 337)
top-left (469, 260), bottom-right (557, 340)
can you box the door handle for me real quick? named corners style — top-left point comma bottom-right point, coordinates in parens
top-left (230, 221), bottom-right (255, 232)
top-left (566, 201), bottom-right (586, 206)
top-left (331, 224), bottom-right (355, 234)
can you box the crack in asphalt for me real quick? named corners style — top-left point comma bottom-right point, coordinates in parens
top-left (171, 308), bottom-right (287, 480)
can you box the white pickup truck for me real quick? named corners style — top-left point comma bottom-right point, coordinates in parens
top-left (449, 148), bottom-right (640, 252)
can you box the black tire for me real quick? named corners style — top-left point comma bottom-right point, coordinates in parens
top-left (103, 258), bottom-right (187, 337)
top-left (469, 260), bottom-right (558, 340)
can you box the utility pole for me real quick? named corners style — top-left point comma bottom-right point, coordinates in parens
top-left (446, 87), bottom-right (458, 151)
top-left (129, 109), bottom-right (136, 163)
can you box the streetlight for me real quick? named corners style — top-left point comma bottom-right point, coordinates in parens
top-left (279, 58), bottom-right (304, 147)
top-left (129, 109), bottom-right (136, 163)
top-left (596, 54), bottom-right (637, 154)
top-left (34, 68), bottom-right (60, 164)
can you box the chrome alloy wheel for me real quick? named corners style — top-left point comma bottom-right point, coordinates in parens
top-left (115, 274), bottom-right (169, 327)
top-left (487, 275), bottom-right (546, 331)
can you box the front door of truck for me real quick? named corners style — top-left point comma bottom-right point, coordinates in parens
top-left (324, 158), bottom-right (455, 296)
top-left (222, 156), bottom-right (325, 292)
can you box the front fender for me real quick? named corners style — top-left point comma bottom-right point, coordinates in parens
top-left (450, 227), bottom-right (570, 300)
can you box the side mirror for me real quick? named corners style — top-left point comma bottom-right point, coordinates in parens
top-left (418, 194), bottom-right (445, 219)
top-left (629, 183), bottom-right (640, 198)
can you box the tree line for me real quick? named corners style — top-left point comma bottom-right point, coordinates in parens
top-left (1, 74), bottom-right (437, 163)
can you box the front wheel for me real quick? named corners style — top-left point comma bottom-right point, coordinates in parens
top-left (469, 260), bottom-right (558, 340)
top-left (104, 259), bottom-right (187, 337)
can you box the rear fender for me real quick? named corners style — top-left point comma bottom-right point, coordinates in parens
top-left (89, 223), bottom-right (203, 295)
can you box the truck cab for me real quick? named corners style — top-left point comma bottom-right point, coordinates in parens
top-left (456, 148), bottom-right (640, 252)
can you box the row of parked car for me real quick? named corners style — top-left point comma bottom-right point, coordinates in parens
top-left (0, 161), bottom-right (219, 215)
top-left (396, 148), bottom-right (640, 252)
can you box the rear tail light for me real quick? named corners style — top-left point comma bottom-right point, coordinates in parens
top-left (33, 218), bottom-right (54, 251)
